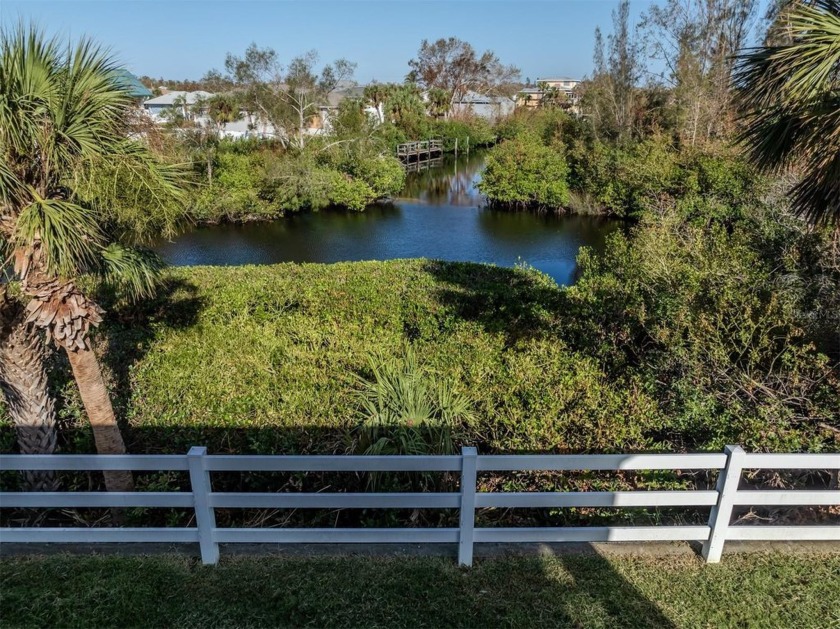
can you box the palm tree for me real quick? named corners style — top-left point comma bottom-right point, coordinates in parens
top-left (0, 287), bottom-right (58, 491)
top-left (426, 87), bottom-right (451, 119)
top-left (733, 0), bottom-right (840, 226)
top-left (0, 25), bottom-right (185, 491)
top-left (363, 83), bottom-right (391, 124)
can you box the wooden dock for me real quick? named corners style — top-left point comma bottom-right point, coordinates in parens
top-left (396, 139), bottom-right (443, 166)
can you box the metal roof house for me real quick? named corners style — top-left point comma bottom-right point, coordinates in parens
top-left (113, 69), bottom-right (153, 104)
top-left (451, 91), bottom-right (515, 121)
top-left (142, 90), bottom-right (215, 121)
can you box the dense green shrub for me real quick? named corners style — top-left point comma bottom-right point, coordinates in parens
top-left (339, 154), bottom-right (405, 199)
top-left (563, 134), bottom-right (762, 218)
top-left (495, 108), bottom-right (581, 148)
top-left (189, 141), bottom-right (405, 221)
top-left (322, 169), bottom-right (376, 211)
top-left (478, 135), bottom-right (570, 209)
top-left (566, 206), bottom-right (839, 450)
top-left (430, 116), bottom-right (496, 152)
top-left (192, 150), bottom-right (276, 221)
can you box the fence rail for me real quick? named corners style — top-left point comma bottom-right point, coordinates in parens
top-left (1, 445), bottom-right (838, 566)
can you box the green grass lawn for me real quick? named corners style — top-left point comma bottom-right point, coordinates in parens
top-left (1, 552), bottom-right (838, 628)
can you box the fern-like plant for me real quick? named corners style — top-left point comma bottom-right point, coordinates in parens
top-left (354, 349), bottom-right (475, 457)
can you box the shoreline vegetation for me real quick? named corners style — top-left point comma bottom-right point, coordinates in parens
top-left (171, 112), bottom-right (500, 226)
top-left (172, 106), bottom-right (763, 229)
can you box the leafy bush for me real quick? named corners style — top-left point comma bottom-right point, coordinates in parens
top-left (340, 154), bottom-right (405, 199)
top-left (323, 170), bottom-right (376, 211)
top-left (478, 135), bottom-right (571, 209)
top-left (563, 134), bottom-right (762, 218)
top-left (431, 116), bottom-right (496, 152)
top-left (566, 206), bottom-right (840, 450)
top-left (189, 143), bottom-right (405, 220)
top-left (192, 150), bottom-right (276, 222)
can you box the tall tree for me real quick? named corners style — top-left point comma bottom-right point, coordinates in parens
top-left (582, 1), bottom-right (643, 142)
top-left (221, 44), bottom-right (355, 149)
top-left (609, 0), bottom-right (643, 141)
top-left (643, 0), bottom-right (761, 145)
top-left (733, 0), bottom-right (840, 226)
top-left (0, 25), bottom-right (186, 491)
top-left (406, 37), bottom-right (520, 110)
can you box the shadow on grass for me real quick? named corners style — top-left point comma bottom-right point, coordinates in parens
top-left (421, 260), bottom-right (565, 346)
top-left (0, 550), bottom-right (678, 628)
top-left (98, 277), bottom-right (205, 424)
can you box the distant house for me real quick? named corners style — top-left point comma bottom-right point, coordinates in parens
top-left (451, 91), bottom-right (516, 121)
top-left (314, 85), bottom-right (381, 133)
top-left (517, 77), bottom-right (581, 110)
top-left (114, 69), bottom-right (153, 106)
top-left (539, 77), bottom-right (581, 94)
top-left (217, 117), bottom-right (280, 140)
top-left (142, 90), bottom-right (214, 123)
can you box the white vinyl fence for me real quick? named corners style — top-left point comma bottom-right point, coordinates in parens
top-left (1, 446), bottom-right (838, 566)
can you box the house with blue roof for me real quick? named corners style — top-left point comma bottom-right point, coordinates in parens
top-left (113, 69), bottom-right (153, 105)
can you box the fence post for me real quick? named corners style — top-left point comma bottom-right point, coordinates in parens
top-left (458, 446), bottom-right (478, 567)
top-left (702, 445), bottom-right (745, 563)
top-left (188, 446), bottom-right (219, 565)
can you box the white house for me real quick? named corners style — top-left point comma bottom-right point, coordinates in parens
top-left (216, 117), bottom-right (280, 140)
top-left (451, 91), bottom-right (516, 121)
top-left (538, 77), bottom-right (581, 95)
top-left (142, 90), bottom-right (215, 123)
top-left (517, 77), bottom-right (582, 110)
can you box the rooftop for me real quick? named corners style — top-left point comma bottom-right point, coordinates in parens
top-left (144, 90), bottom-right (215, 106)
top-left (324, 85), bottom-right (365, 108)
top-left (537, 77), bottom-right (580, 83)
top-left (113, 69), bottom-right (152, 99)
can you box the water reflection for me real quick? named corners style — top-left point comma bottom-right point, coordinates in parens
top-left (399, 151), bottom-right (486, 207)
top-left (154, 152), bottom-right (619, 286)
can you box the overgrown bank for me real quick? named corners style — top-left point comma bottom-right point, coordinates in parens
top-left (478, 109), bottom-right (761, 217)
top-left (3, 252), bottom-right (835, 460)
top-left (171, 105), bottom-right (497, 224)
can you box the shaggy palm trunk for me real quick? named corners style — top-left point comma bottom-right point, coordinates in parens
top-left (0, 313), bottom-right (59, 491)
top-left (65, 347), bottom-right (134, 492)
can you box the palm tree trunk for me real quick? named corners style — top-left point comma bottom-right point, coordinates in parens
top-left (65, 346), bottom-right (134, 492)
top-left (0, 308), bottom-right (59, 491)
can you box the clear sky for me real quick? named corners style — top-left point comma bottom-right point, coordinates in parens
top-left (1, 0), bottom-right (661, 83)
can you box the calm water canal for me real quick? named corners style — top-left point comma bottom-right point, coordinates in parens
top-left (154, 151), bottom-right (619, 285)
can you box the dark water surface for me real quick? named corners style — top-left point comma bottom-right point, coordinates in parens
top-left (154, 152), bottom-right (619, 285)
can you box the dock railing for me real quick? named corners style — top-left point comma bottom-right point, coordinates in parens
top-left (396, 139), bottom-right (443, 158)
top-left (1, 446), bottom-right (838, 565)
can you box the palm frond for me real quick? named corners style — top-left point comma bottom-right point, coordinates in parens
top-left (99, 244), bottom-right (165, 302)
top-left (73, 140), bottom-right (190, 244)
top-left (15, 193), bottom-right (102, 277)
top-left (733, 0), bottom-right (840, 225)
top-left (1, 23), bottom-right (189, 283)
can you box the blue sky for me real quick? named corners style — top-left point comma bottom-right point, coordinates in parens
top-left (2, 0), bottom-right (661, 83)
